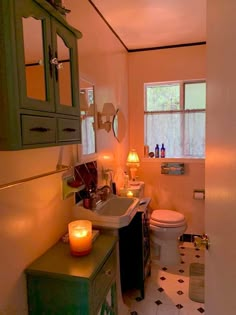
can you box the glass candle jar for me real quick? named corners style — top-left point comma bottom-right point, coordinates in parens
top-left (68, 220), bottom-right (92, 256)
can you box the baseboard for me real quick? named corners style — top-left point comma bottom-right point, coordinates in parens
top-left (179, 233), bottom-right (201, 243)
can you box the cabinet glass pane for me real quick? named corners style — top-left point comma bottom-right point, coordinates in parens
top-left (57, 34), bottom-right (72, 107)
top-left (23, 17), bottom-right (46, 101)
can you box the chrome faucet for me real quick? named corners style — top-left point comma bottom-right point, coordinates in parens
top-left (96, 185), bottom-right (112, 201)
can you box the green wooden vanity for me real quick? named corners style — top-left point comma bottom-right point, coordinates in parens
top-left (25, 234), bottom-right (117, 315)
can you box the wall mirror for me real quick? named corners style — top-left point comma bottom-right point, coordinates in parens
top-left (80, 79), bottom-right (96, 155)
top-left (112, 108), bottom-right (126, 142)
top-left (23, 16), bottom-right (46, 101)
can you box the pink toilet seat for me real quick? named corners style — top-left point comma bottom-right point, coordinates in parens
top-left (150, 209), bottom-right (186, 228)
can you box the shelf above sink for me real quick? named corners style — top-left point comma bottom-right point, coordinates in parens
top-left (72, 195), bottom-right (140, 229)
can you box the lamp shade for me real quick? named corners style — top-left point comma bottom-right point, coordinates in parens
top-left (102, 102), bottom-right (116, 116)
top-left (126, 149), bottom-right (140, 167)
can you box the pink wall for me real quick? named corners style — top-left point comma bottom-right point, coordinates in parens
top-left (66, 0), bottom-right (129, 168)
top-left (128, 46), bottom-right (206, 234)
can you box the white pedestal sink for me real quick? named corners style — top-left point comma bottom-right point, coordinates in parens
top-left (72, 195), bottom-right (140, 229)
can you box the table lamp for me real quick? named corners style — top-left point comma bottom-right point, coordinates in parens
top-left (126, 149), bottom-right (140, 181)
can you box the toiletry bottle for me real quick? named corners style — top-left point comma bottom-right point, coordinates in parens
top-left (144, 145), bottom-right (149, 157)
top-left (161, 143), bottom-right (165, 158)
top-left (155, 144), bottom-right (159, 158)
top-left (112, 182), bottom-right (117, 195)
top-left (83, 188), bottom-right (91, 209)
top-left (124, 172), bottom-right (129, 189)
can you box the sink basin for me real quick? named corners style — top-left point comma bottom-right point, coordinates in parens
top-left (96, 197), bottom-right (136, 216)
top-left (72, 195), bottom-right (140, 228)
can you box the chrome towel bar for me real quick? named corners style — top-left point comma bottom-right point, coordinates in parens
top-left (0, 164), bottom-right (72, 191)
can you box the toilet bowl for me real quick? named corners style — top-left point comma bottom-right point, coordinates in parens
top-left (150, 209), bottom-right (187, 266)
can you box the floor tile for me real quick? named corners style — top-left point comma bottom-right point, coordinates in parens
top-left (123, 242), bottom-right (205, 315)
top-left (156, 304), bottom-right (180, 315)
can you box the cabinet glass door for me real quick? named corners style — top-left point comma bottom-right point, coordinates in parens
top-left (52, 20), bottom-right (80, 116)
top-left (56, 34), bottom-right (72, 106)
top-left (15, 2), bottom-right (54, 112)
top-left (24, 17), bottom-right (46, 101)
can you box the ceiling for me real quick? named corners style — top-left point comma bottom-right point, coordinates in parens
top-left (89, 0), bottom-right (206, 52)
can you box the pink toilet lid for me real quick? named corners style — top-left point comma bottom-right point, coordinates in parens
top-left (150, 210), bottom-right (186, 227)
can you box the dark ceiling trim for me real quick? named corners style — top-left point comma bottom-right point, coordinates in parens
top-left (88, 1), bottom-right (206, 53)
top-left (88, 0), bottom-right (129, 51)
top-left (128, 41), bottom-right (207, 53)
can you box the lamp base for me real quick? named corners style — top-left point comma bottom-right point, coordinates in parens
top-left (130, 167), bottom-right (137, 181)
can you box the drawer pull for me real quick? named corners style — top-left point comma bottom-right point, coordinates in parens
top-left (62, 128), bottom-right (76, 132)
top-left (30, 127), bottom-right (51, 133)
top-left (104, 269), bottom-right (112, 276)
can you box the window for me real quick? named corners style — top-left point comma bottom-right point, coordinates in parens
top-left (144, 81), bottom-right (206, 158)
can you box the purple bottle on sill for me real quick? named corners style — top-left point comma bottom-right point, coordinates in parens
top-left (155, 144), bottom-right (159, 158)
top-left (161, 143), bottom-right (166, 158)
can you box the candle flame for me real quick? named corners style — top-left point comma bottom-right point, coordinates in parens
top-left (127, 190), bottom-right (133, 197)
top-left (74, 228), bottom-right (88, 238)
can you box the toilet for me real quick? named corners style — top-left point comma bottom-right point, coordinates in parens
top-left (150, 209), bottom-right (187, 266)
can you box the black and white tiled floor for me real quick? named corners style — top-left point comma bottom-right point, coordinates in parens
top-left (123, 242), bottom-right (205, 315)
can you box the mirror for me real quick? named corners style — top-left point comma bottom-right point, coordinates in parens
top-left (57, 34), bottom-right (72, 106)
top-left (112, 108), bottom-right (126, 142)
top-left (23, 16), bottom-right (73, 107)
top-left (23, 17), bottom-right (46, 101)
top-left (80, 79), bottom-right (96, 155)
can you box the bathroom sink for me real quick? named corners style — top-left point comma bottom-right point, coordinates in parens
top-left (72, 195), bottom-right (140, 228)
top-left (96, 197), bottom-right (136, 216)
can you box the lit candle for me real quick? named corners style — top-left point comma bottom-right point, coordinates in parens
top-left (68, 220), bottom-right (92, 256)
top-left (126, 190), bottom-right (133, 197)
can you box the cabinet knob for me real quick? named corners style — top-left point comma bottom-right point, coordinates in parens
top-left (50, 58), bottom-right (63, 70)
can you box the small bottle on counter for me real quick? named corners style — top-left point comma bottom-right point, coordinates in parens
top-left (83, 188), bottom-right (91, 209)
top-left (124, 172), bottom-right (129, 189)
top-left (161, 143), bottom-right (166, 158)
top-left (112, 182), bottom-right (117, 195)
top-left (155, 144), bottom-right (159, 158)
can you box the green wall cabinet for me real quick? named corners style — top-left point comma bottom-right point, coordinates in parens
top-left (25, 234), bottom-right (118, 315)
top-left (0, 0), bottom-right (82, 150)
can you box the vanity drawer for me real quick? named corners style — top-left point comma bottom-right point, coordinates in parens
top-left (92, 248), bottom-right (116, 313)
top-left (21, 115), bottom-right (56, 145)
top-left (57, 118), bottom-right (81, 142)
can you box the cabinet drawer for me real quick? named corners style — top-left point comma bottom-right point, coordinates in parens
top-left (21, 115), bottom-right (56, 145)
top-left (57, 118), bottom-right (81, 142)
top-left (92, 249), bottom-right (116, 313)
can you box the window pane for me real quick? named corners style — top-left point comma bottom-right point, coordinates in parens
top-left (185, 82), bottom-right (206, 110)
top-left (144, 113), bottom-right (183, 158)
top-left (146, 83), bottom-right (180, 111)
top-left (184, 112), bottom-right (205, 157)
